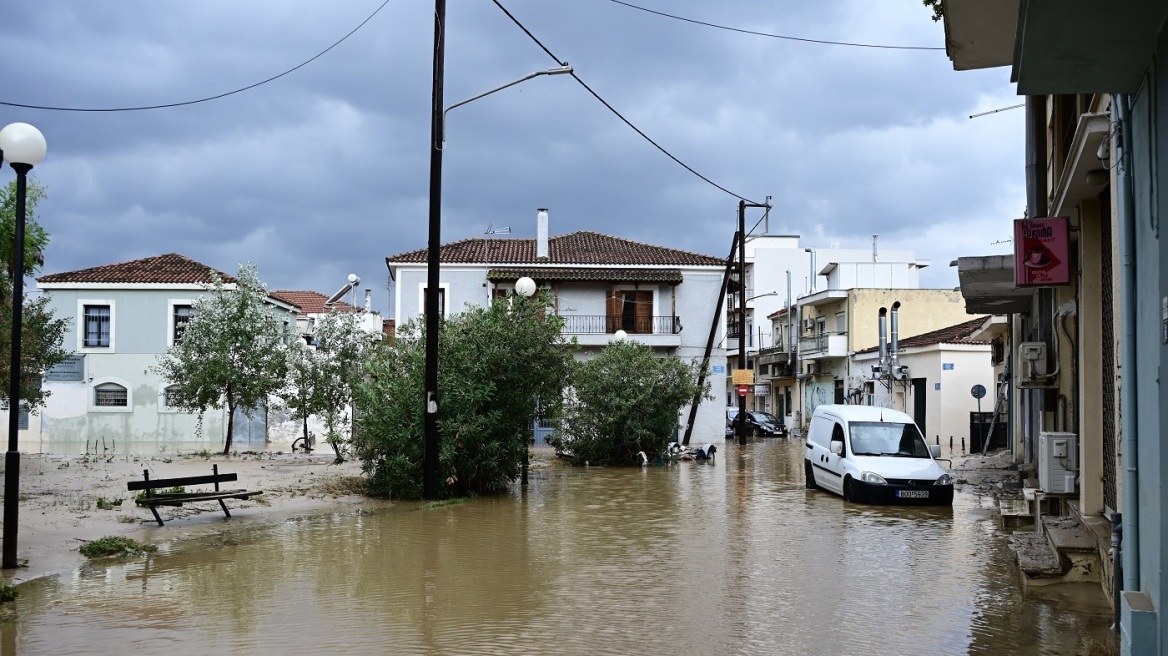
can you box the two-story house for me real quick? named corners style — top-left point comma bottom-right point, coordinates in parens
top-left (384, 210), bottom-right (729, 441)
top-left (31, 254), bottom-right (300, 452)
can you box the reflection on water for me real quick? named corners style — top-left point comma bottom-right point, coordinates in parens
top-left (3, 441), bottom-right (1116, 656)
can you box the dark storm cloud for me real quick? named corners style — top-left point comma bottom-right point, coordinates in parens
top-left (1, 0), bottom-right (1022, 307)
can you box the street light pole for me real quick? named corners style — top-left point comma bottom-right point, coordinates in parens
top-left (422, 2), bottom-right (572, 499)
top-left (0, 122), bottom-right (47, 569)
top-left (736, 199), bottom-right (771, 446)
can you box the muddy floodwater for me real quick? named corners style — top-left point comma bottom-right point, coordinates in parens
top-left (3, 440), bottom-right (1117, 655)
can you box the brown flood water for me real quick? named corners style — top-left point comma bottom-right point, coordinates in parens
top-left (2, 439), bottom-right (1117, 655)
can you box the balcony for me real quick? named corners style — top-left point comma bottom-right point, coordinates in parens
top-left (726, 322), bottom-right (755, 352)
top-left (798, 331), bottom-right (848, 359)
top-left (757, 344), bottom-right (791, 368)
top-left (561, 315), bottom-right (682, 348)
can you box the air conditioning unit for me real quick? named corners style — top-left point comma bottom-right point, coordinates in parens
top-left (1038, 432), bottom-right (1077, 494)
top-left (803, 318), bottom-right (814, 330)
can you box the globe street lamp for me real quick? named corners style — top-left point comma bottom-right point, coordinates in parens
top-left (424, 1), bottom-right (573, 499)
top-left (0, 122), bottom-right (47, 569)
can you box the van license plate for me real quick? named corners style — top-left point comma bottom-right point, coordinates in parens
top-left (897, 490), bottom-right (929, 499)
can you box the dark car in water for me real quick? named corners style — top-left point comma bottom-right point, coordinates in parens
top-left (727, 409), bottom-right (787, 437)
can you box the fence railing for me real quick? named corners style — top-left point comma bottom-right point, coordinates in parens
top-left (559, 315), bottom-right (682, 335)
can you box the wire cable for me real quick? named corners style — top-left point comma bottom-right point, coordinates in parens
top-left (607, 0), bottom-right (945, 51)
top-left (0, 0), bottom-right (392, 112)
top-left (490, 0), bottom-right (762, 205)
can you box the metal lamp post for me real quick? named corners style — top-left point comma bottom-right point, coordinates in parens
top-left (514, 276), bottom-right (537, 485)
top-left (0, 122), bottom-right (47, 569)
top-left (423, 3), bottom-right (572, 498)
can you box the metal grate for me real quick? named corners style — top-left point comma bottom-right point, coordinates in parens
top-left (1101, 197), bottom-right (1118, 513)
top-left (95, 386), bottom-right (127, 407)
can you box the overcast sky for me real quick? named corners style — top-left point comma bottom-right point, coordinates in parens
top-left (1, 1), bottom-right (1023, 313)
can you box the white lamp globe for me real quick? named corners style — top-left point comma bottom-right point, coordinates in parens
top-left (515, 277), bottom-right (537, 298)
top-left (0, 123), bottom-right (47, 166)
top-left (614, 329), bottom-right (628, 341)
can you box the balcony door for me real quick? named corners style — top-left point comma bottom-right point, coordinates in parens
top-left (607, 289), bottom-right (652, 334)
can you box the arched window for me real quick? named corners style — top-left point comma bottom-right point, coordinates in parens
top-left (94, 383), bottom-right (128, 407)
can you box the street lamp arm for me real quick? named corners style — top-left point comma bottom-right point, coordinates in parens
top-left (440, 65), bottom-right (572, 146)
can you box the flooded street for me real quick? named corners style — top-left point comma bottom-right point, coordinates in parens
top-left (2, 440), bottom-right (1116, 655)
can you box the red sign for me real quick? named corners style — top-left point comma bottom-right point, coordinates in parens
top-left (737, 385), bottom-right (749, 397)
top-left (1014, 217), bottom-right (1070, 287)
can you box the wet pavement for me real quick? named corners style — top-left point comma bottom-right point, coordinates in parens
top-left (1, 439), bottom-right (1118, 655)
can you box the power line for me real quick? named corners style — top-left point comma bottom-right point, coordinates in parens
top-left (0, 0), bottom-right (392, 112)
top-left (606, 0), bottom-right (945, 51)
top-left (490, 0), bottom-right (762, 206)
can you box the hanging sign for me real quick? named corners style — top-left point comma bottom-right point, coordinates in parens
top-left (1014, 217), bottom-right (1070, 287)
top-left (731, 369), bottom-right (754, 385)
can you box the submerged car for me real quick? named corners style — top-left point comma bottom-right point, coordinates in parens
top-left (804, 404), bottom-right (953, 505)
top-left (727, 408), bottom-right (788, 437)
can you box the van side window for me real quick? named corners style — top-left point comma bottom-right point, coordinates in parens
top-left (831, 423), bottom-right (845, 449)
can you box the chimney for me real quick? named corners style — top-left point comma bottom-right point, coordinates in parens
top-left (878, 307), bottom-right (888, 373)
top-left (364, 289), bottom-right (372, 312)
top-left (536, 208), bottom-right (549, 259)
top-left (890, 301), bottom-right (901, 369)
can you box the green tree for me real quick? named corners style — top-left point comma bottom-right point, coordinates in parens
top-left (280, 312), bottom-right (377, 462)
top-left (152, 264), bottom-right (289, 455)
top-left (0, 178), bottom-right (71, 413)
top-left (922, 0), bottom-right (943, 22)
top-left (354, 292), bottom-right (572, 499)
top-left (551, 340), bottom-right (710, 466)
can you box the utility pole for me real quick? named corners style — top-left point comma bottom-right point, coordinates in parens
top-left (736, 199), bottom-right (770, 445)
top-left (423, 0), bottom-right (447, 500)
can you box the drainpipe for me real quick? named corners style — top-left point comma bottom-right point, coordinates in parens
top-left (878, 307), bottom-right (888, 375)
top-left (786, 270), bottom-right (793, 368)
top-left (1116, 93), bottom-right (1139, 589)
top-left (890, 301), bottom-right (901, 373)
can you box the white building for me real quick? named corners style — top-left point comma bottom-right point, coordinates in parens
top-left (385, 210), bottom-right (729, 443)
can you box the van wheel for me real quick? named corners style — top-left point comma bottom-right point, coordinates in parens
top-left (804, 460), bottom-right (819, 489)
top-left (844, 478), bottom-right (862, 503)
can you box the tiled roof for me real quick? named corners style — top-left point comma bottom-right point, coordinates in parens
top-left (857, 316), bottom-right (993, 354)
top-left (386, 231), bottom-right (726, 267)
top-left (486, 268), bottom-right (684, 284)
top-left (37, 253), bottom-right (236, 285)
top-left (271, 290), bottom-right (360, 316)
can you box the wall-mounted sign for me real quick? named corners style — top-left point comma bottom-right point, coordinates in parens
top-left (935, 382), bottom-right (941, 391)
top-left (45, 354), bottom-right (85, 381)
top-left (711, 365), bottom-right (726, 375)
top-left (731, 369), bottom-right (754, 385)
top-left (942, 363), bottom-right (954, 371)
top-left (1014, 217), bottom-right (1071, 287)
top-left (754, 384), bottom-right (769, 396)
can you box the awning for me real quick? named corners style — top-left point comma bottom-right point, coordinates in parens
top-left (953, 255), bottom-right (1033, 314)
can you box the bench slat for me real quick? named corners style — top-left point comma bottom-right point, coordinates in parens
top-left (127, 472), bottom-right (238, 491)
top-left (137, 491), bottom-right (263, 507)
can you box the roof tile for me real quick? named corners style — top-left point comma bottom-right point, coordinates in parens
top-left (37, 253), bottom-right (236, 285)
top-left (386, 231), bottom-right (725, 267)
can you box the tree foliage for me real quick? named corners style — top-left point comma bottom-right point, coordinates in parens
top-left (152, 264), bottom-right (289, 454)
top-left (280, 312), bottom-right (377, 462)
top-left (354, 292), bottom-right (572, 499)
top-left (922, 0), bottom-right (943, 22)
top-left (0, 178), bottom-right (71, 413)
top-left (550, 340), bottom-right (710, 466)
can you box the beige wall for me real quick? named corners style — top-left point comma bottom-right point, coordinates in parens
top-left (848, 289), bottom-right (972, 353)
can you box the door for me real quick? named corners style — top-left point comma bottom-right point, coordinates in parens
top-left (813, 420), bottom-right (848, 494)
top-left (912, 378), bottom-right (928, 440)
top-left (232, 403), bottom-right (268, 447)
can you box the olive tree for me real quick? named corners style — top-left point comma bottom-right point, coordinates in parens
top-left (354, 292), bottom-right (572, 499)
top-left (551, 340), bottom-right (710, 466)
top-left (281, 311), bottom-right (376, 462)
top-left (153, 264), bottom-right (289, 454)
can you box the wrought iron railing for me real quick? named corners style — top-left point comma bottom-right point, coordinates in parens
top-left (798, 331), bottom-right (846, 353)
top-left (559, 315), bottom-right (682, 335)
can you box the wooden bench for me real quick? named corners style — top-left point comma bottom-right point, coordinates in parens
top-left (127, 464), bottom-right (263, 526)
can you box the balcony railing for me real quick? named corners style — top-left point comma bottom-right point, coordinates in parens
top-left (560, 315), bottom-right (682, 335)
top-left (798, 331), bottom-right (847, 357)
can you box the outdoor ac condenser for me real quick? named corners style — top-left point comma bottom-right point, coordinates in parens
top-left (1038, 432), bottom-right (1077, 494)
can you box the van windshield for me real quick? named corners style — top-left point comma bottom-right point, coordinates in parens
top-left (847, 421), bottom-right (930, 458)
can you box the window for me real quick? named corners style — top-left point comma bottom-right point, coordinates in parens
top-left (419, 285), bottom-right (447, 318)
top-left (84, 305), bottom-right (111, 348)
top-left (94, 383), bottom-right (128, 407)
top-left (164, 385), bottom-right (182, 408)
top-left (173, 305), bottom-right (193, 344)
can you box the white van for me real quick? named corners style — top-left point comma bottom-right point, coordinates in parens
top-left (804, 405), bottom-right (953, 505)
